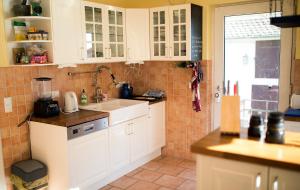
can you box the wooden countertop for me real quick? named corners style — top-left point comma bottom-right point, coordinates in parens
top-left (285, 116), bottom-right (300, 122)
top-left (191, 129), bottom-right (300, 171)
top-left (31, 110), bottom-right (109, 127)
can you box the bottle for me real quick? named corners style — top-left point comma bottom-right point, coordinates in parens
top-left (80, 89), bottom-right (88, 105)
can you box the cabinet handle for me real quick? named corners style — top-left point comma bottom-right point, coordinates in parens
top-left (255, 173), bottom-right (261, 190)
top-left (273, 176), bottom-right (279, 190)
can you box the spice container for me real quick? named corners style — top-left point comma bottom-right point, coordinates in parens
top-left (248, 114), bottom-right (264, 138)
top-left (14, 21), bottom-right (27, 41)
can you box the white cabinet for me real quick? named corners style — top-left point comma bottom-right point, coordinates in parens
top-left (109, 116), bottom-right (148, 171)
top-left (52, 0), bottom-right (83, 65)
top-left (131, 116), bottom-right (149, 161)
top-left (81, 2), bottom-right (126, 63)
top-left (150, 4), bottom-right (202, 61)
top-left (109, 121), bottom-right (131, 171)
top-left (197, 155), bottom-right (300, 190)
top-left (269, 167), bottom-right (300, 190)
top-left (68, 129), bottom-right (109, 189)
top-left (197, 155), bottom-right (268, 190)
top-left (148, 101), bottom-right (166, 152)
top-left (125, 9), bottom-right (150, 63)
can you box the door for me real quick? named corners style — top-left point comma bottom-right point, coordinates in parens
top-left (197, 155), bottom-right (268, 190)
top-left (106, 6), bottom-right (126, 61)
top-left (82, 2), bottom-right (106, 63)
top-left (131, 116), bottom-right (149, 161)
top-left (213, 2), bottom-right (293, 130)
top-left (109, 122), bottom-right (131, 171)
top-left (269, 167), bottom-right (300, 190)
top-left (149, 102), bottom-right (166, 152)
top-left (125, 9), bottom-right (150, 63)
top-left (150, 7), bottom-right (170, 60)
top-left (68, 129), bottom-right (109, 189)
top-left (169, 4), bottom-right (191, 60)
top-left (52, 0), bottom-right (83, 65)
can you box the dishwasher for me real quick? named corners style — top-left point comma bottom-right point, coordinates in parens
top-left (67, 117), bottom-right (109, 189)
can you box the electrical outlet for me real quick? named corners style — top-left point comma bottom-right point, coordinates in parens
top-left (4, 97), bottom-right (12, 113)
top-left (52, 91), bottom-right (60, 98)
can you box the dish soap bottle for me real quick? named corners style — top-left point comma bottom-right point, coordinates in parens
top-left (80, 89), bottom-right (88, 105)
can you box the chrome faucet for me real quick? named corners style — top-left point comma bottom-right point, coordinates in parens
top-left (93, 86), bottom-right (104, 103)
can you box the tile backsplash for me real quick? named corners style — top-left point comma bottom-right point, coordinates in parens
top-left (0, 61), bottom-right (212, 187)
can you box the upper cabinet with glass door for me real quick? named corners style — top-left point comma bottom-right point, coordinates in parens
top-left (150, 4), bottom-right (202, 61)
top-left (82, 2), bottom-right (126, 63)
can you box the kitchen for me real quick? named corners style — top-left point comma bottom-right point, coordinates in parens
top-left (0, 0), bottom-right (299, 190)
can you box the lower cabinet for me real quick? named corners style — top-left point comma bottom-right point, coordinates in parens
top-left (109, 115), bottom-right (148, 172)
top-left (269, 167), bottom-right (300, 190)
top-left (68, 129), bottom-right (109, 189)
top-left (148, 101), bottom-right (166, 152)
top-left (197, 155), bottom-right (300, 190)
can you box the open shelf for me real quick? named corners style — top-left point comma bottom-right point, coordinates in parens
top-left (8, 40), bottom-right (53, 44)
top-left (6, 16), bottom-right (52, 22)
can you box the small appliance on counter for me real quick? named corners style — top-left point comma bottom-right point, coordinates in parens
top-left (120, 83), bottom-right (133, 99)
top-left (130, 90), bottom-right (166, 102)
top-left (64, 91), bottom-right (79, 113)
top-left (265, 112), bottom-right (285, 144)
top-left (33, 77), bottom-right (59, 118)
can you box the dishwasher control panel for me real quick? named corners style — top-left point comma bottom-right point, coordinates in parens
top-left (67, 117), bottom-right (109, 140)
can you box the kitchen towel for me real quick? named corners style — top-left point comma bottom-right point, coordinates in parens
top-left (190, 61), bottom-right (203, 112)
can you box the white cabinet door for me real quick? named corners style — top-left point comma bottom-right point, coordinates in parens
top-left (269, 167), bottom-right (300, 190)
top-left (81, 2), bottom-right (107, 63)
top-left (109, 121), bottom-right (131, 171)
top-left (125, 9), bottom-right (150, 63)
top-left (148, 102), bottom-right (166, 153)
top-left (68, 129), bottom-right (109, 189)
top-left (52, 0), bottom-right (83, 65)
top-left (197, 155), bottom-right (268, 190)
top-left (169, 4), bottom-right (191, 61)
top-left (131, 116), bottom-right (149, 162)
top-left (150, 7), bottom-right (170, 60)
top-left (106, 6), bottom-right (126, 62)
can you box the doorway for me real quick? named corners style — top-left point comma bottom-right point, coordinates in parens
top-left (213, 1), bottom-right (293, 130)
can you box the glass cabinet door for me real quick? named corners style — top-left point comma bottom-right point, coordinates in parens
top-left (107, 9), bottom-right (125, 58)
top-left (83, 6), bottom-right (104, 59)
top-left (171, 8), bottom-right (187, 57)
top-left (151, 9), bottom-right (168, 57)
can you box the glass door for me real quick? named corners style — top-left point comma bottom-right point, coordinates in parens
top-left (107, 8), bottom-right (125, 60)
top-left (83, 5), bottom-right (105, 60)
top-left (169, 5), bottom-right (190, 60)
top-left (213, 2), bottom-right (293, 130)
top-left (150, 7), bottom-right (169, 59)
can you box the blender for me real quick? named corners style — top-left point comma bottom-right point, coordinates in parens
top-left (33, 77), bottom-right (60, 117)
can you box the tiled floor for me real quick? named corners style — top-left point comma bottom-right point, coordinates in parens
top-left (100, 157), bottom-right (196, 190)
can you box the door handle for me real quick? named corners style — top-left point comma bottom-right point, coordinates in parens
top-left (255, 173), bottom-right (261, 190)
top-left (273, 176), bottom-right (279, 190)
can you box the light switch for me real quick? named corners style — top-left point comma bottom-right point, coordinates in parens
top-left (4, 97), bottom-right (12, 113)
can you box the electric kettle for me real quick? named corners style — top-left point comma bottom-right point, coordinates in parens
top-left (64, 91), bottom-right (79, 113)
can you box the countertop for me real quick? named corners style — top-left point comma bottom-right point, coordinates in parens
top-left (31, 109), bottom-right (109, 127)
top-left (191, 129), bottom-right (300, 171)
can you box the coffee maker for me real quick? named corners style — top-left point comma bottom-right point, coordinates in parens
top-left (33, 77), bottom-right (59, 117)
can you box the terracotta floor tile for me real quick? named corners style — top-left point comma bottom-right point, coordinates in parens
top-left (133, 169), bottom-right (163, 182)
top-left (176, 180), bottom-right (196, 190)
top-left (157, 164), bottom-right (185, 176)
top-left (99, 185), bottom-right (112, 190)
top-left (110, 176), bottom-right (137, 189)
top-left (110, 188), bottom-right (123, 190)
top-left (126, 181), bottom-right (160, 190)
top-left (142, 161), bottom-right (163, 171)
top-left (158, 187), bottom-right (173, 190)
top-left (177, 169), bottom-right (196, 181)
top-left (178, 160), bottom-right (196, 169)
top-left (154, 175), bottom-right (185, 189)
top-left (158, 157), bottom-right (184, 166)
top-left (126, 167), bottom-right (144, 177)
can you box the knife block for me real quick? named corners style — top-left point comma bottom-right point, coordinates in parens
top-left (220, 96), bottom-right (240, 135)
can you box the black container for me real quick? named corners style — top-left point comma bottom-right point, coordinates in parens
top-left (248, 114), bottom-right (264, 138)
top-left (13, 5), bottom-right (31, 16)
top-left (120, 83), bottom-right (133, 99)
top-left (265, 112), bottom-right (285, 144)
